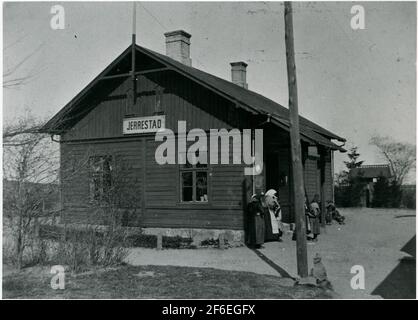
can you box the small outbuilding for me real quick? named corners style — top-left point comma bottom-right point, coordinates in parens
top-left (349, 164), bottom-right (393, 207)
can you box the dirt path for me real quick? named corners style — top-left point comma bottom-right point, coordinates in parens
top-left (127, 246), bottom-right (282, 277)
top-left (259, 208), bottom-right (416, 298)
top-left (125, 208), bottom-right (415, 299)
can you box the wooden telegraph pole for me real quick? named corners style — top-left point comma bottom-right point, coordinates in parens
top-left (131, 2), bottom-right (137, 106)
top-left (284, 2), bottom-right (308, 277)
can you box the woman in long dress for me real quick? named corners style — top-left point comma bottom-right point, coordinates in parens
top-left (247, 194), bottom-right (265, 248)
top-left (263, 189), bottom-right (283, 242)
top-left (309, 195), bottom-right (321, 241)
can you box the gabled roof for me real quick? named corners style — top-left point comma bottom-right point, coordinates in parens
top-left (349, 164), bottom-right (393, 179)
top-left (41, 44), bottom-right (345, 150)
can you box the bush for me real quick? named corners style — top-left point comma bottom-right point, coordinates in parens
top-left (38, 224), bottom-right (129, 272)
top-left (126, 234), bottom-right (157, 248)
top-left (334, 177), bottom-right (366, 207)
top-left (200, 238), bottom-right (219, 247)
top-left (334, 185), bottom-right (351, 207)
top-left (40, 224), bottom-right (195, 250)
top-left (401, 186), bottom-right (416, 209)
top-left (389, 182), bottom-right (402, 208)
top-left (372, 176), bottom-right (391, 207)
top-left (163, 235), bottom-right (193, 249)
top-left (126, 233), bottom-right (194, 249)
top-left (3, 216), bottom-right (51, 268)
top-left (372, 177), bottom-right (405, 208)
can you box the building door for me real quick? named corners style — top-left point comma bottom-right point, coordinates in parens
top-left (266, 152), bottom-right (279, 192)
top-left (266, 150), bottom-right (292, 222)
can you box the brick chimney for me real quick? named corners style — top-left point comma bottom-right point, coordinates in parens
top-left (164, 30), bottom-right (192, 66)
top-left (230, 61), bottom-right (248, 89)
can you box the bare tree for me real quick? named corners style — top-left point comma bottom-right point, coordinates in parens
top-left (3, 114), bottom-right (59, 269)
top-left (3, 115), bottom-right (46, 146)
top-left (370, 135), bottom-right (416, 185)
top-left (57, 152), bottom-right (140, 271)
top-left (3, 43), bottom-right (44, 89)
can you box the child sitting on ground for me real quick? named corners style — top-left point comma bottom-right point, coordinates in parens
top-left (326, 201), bottom-right (345, 225)
top-left (310, 253), bottom-right (332, 290)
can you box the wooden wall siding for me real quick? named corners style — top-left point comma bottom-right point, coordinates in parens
top-left (324, 159), bottom-right (333, 202)
top-left (211, 164), bottom-right (246, 208)
top-left (104, 51), bottom-right (166, 77)
top-left (60, 133), bottom-right (334, 229)
top-left (145, 138), bottom-right (178, 206)
top-left (142, 136), bottom-right (247, 229)
top-left (142, 208), bottom-right (244, 230)
top-left (58, 55), bottom-right (336, 229)
top-left (61, 135), bottom-right (248, 229)
top-left (304, 158), bottom-right (319, 202)
top-left (60, 140), bottom-right (144, 225)
top-left (302, 152), bottom-right (333, 204)
top-left (62, 71), bottom-right (253, 142)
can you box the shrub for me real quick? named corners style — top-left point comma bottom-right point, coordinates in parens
top-left (334, 177), bottom-right (366, 207)
top-left (389, 181), bottom-right (402, 208)
top-left (126, 234), bottom-right (157, 248)
top-left (372, 176), bottom-right (391, 207)
top-left (334, 185), bottom-right (351, 207)
top-left (401, 186), bottom-right (416, 209)
top-left (38, 224), bottom-right (129, 272)
top-left (40, 224), bottom-right (195, 250)
top-left (163, 235), bottom-right (193, 249)
top-left (200, 238), bottom-right (219, 247)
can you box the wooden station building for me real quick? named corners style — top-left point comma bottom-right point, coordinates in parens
top-left (41, 30), bottom-right (345, 243)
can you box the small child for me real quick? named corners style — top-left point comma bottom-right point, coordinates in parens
top-left (325, 201), bottom-right (333, 225)
top-left (327, 201), bottom-right (345, 225)
top-left (310, 253), bottom-right (332, 289)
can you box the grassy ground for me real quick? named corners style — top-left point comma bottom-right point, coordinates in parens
top-left (3, 264), bottom-right (333, 299)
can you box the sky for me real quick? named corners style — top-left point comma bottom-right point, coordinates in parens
top-left (2, 1), bottom-right (417, 181)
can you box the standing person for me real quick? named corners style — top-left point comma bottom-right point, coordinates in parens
top-left (305, 195), bottom-right (314, 236)
top-left (292, 195), bottom-right (313, 241)
top-left (309, 194), bottom-right (321, 241)
top-left (311, 194), bottom-right (322, 223)
top-left (246, 194), bottom-right (265, 248)
top-left (264, 189), bottom-right (283, 242)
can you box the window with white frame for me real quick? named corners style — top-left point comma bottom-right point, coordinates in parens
top-left (179, 152), bottom-right (208, 203)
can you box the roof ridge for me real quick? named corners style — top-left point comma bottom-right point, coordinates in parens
top-left (42, 43), bottom-right (345, 148)
top-left (139, 45), bottom-right (345, 142)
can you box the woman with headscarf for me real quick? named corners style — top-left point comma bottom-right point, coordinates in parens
top-left (246, 194), bottom-right (265, 248)
top-left (292, 195), bottom-right (317, 241)
top-left (264, 189), bottom-right (283, 242)
top-left (309, 194), bottom-right (321, 241)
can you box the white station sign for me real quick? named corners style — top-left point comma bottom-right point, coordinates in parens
top-left (123, 115), bottom-right (166, 134)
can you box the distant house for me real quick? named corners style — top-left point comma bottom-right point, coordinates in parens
top-left (349, 164), bottom-right (393, 207)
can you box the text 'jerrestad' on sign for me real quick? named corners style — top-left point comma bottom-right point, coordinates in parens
top-left (123, 115), bottom-right (166, 134)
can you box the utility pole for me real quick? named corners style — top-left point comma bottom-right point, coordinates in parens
top-left (131, 2), bottom-right (137, 106)
top-left (284, 1), bottom-right (308, 277)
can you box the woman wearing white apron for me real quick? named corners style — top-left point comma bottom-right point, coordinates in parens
top-left (264, 189), bottom-right (283, 242)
